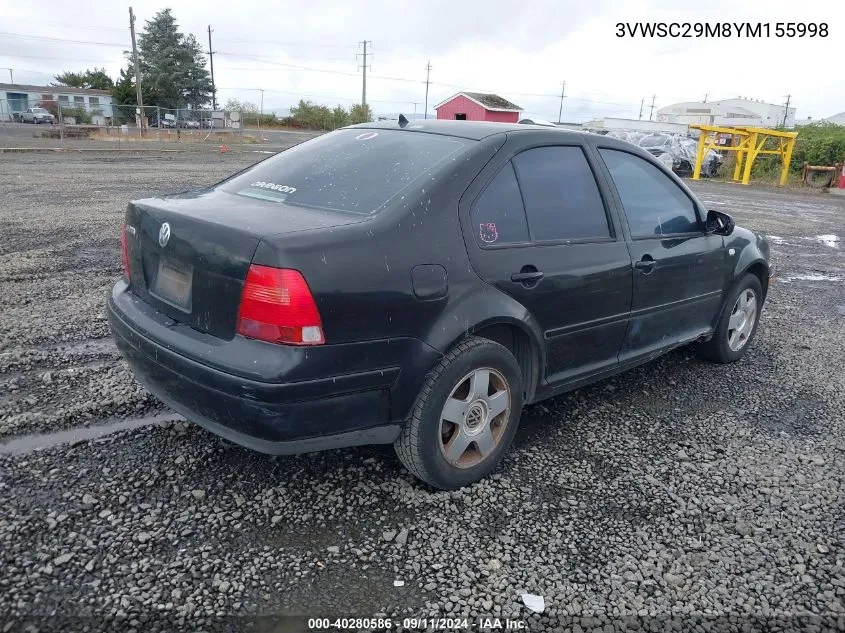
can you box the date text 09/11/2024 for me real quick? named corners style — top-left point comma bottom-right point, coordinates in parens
top-left (307, 617), bottom-right (527, 630)
top-left (616, 22), bottom-right (828, 38)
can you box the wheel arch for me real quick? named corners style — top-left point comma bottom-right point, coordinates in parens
top-left (742, 260), bottom-right (771, 301)
top-left (441, 317), bottom-right (543, 404)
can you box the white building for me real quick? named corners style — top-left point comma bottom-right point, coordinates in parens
top-left (581, 117), bottom-right (691, 135)
top-left (657, 98), bottom-right (796, 128)
top-left (0, 83), bottom-right (115, 123)
top-left (823, 112), bottom-right (845, 125)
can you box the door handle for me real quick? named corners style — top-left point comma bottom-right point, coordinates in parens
top-left (511, 271), bottom-right (544, 283)
top-left (635, 256), bottom-right (656, 271)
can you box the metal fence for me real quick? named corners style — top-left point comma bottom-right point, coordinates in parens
top-left (0, 99), bottom-right (256, 148)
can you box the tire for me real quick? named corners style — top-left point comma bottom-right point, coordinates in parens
top-left (395, 336), bottom-right (524, 490)
top-left (696, 273), bottom-right (763, 363)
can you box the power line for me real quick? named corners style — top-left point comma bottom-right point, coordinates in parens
top-left (0, 29), bottom-right (643, 110)
top-left (0, 52), bottom-right (119, 62)
top-left (216, 86), bottom-right (418, 105)
top-left (0, 31), bottom-right (126, 47)
top-left (2, 17), bottom-right (126, 32)
top-left (0, 67), bottom-right (54, 77)
top-left (215, 53), bottom-right (641, 104)
top-left (213, 35), bottom-right (357, 49)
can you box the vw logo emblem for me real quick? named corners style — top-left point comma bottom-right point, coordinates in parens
top-left (158, 222), bottom-right (171, 248)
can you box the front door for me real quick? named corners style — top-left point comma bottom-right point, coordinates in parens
top-left (463, 143), bottom-right (632, 385)
top-left (596, 147), bottom-right (730, 362)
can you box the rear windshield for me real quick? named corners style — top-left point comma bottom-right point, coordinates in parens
top-left (222, 129), bottom-right (470, 214)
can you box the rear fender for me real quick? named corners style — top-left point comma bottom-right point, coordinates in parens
top-left (422, 285), bottom-right (545, 402)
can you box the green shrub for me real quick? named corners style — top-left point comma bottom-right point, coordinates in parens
top-left (790, 123), bottom-right (845, 171)
top-left (60, 105), bottom-right (92, 124)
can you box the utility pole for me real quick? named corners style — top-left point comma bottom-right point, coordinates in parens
top-left (2, 68), bottom-right (13, 83)
top-left (557, 81), bottom-right (566, 124)
top-left (128, 7), bottom-right (144, 128)
top-left (357, 40), bottom-right (371, 109)
top-left (703, 93), bottom-right (709, 103)
top-left (648, 94), bottom-right (656, 121)
top-left (638, 97), bottom-right (644, 120)
top-left (258, 89), bottom-right (264, 139)
top-left (207, 25), bottom-right (216, 110)
top-left (423, 61), bottom-right (431, 120)
top-left (782, 94), bottom-right (791, 127)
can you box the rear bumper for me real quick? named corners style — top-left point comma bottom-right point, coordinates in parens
top-left (107, 281), bottom-right (440, 454)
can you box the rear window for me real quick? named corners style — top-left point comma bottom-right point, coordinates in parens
top-left (222, 129), bottom-right (470, 214)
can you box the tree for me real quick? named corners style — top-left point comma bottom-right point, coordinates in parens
top-left (224, 98), bottom-right (258, 114)
top-left (332, 105), bottom-right (350, 129)
top-left (349, 103), bottom-right (373, 124)
top-left (112, 65), bottom-right (137, 106)
top-left (180, 33), bottom-right (214, 109)
top-left (133, 9), bottom-right (212, 109)
top-left (53, 68), bottom-right (114, 91)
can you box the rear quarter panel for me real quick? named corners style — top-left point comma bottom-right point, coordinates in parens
top-left (251, 135), bottom-right (508, 347)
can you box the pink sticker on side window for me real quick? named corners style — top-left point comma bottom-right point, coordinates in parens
top-left (479, 222), bottom-right (498, 243)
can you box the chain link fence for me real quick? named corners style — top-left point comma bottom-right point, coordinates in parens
top-left (0, 99), bottom-right (259, 149)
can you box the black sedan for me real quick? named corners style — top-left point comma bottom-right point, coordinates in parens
top-left (108, 120), bottom-right (772, 490)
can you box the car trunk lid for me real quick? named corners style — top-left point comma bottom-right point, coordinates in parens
top-left (124, 188), bottom-right (366, 340)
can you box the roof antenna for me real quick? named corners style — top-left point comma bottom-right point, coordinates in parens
top-left (398, 114), bottom-right (409, 128)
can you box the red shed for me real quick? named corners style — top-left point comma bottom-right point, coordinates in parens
top-left (434, 92), bottom-right (522, 123)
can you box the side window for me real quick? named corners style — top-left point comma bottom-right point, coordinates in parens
top-left (470, 163), bottom-right (530, 246)
top-left (512, 146), bottom-right (610, 241)
top-left (599, 149), bottom-right (700, 237)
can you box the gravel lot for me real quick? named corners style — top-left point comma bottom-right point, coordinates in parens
top-left (1, 153), bottom-right (844, 632)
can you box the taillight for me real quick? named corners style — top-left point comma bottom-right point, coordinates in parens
top-left (121, 224), bottom-right (131, 282)
top-left (236, 265), bottom-right (325, 345)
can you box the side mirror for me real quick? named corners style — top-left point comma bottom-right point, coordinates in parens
top-left (705, 209), bottom-right (735, 236)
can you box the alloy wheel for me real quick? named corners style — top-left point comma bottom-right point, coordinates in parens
top-left (438, 367), bottom-right (511, 469)
top-left (727, 288), bottom-right (758, 351)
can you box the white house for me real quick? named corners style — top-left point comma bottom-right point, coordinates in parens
top-left (823, 112), bottom-right (845, 126)
top-left (657, 97), bottom-right (796, 128)
top-left (0, 83), bottom-right (115, 123)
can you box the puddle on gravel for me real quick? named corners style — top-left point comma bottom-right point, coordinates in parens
top-left (779, 273), bottom-right (843, 283)
top-left (51, 338), bottom-right (117, 356)
top-left (0, 412), bottom-right (183, 455)
top-left (816, 234), bottom-right (840, 248)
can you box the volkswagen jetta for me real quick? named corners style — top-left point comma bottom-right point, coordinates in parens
top-left (108, 120), bottom-right (771, 490)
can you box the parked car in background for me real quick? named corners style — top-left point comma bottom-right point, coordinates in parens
top-left (12, 111), bottom-right (24, 122)
top-left (21, 107), bottom-right (55, 124)
top-left (518, 117), bottom-right (558, 127)
top-left (108, 121), bottom-right (772, 490)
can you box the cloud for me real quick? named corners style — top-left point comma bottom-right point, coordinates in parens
top-left (1, 0), bottom-right (843, 120)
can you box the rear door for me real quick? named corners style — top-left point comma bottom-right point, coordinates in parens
top-left (462, 137), bottom-right (633, 386)
top-left (594, 146), bottom-right (731, 361)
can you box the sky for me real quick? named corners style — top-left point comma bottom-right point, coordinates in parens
top-left (1, 0), bottom-right (843, 122)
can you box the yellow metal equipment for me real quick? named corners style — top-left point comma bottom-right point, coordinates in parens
top-left (690, 124), bottom-right (798, 186)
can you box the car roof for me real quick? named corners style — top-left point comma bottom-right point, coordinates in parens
top-left (349, 119), bottom-right (592, 142)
